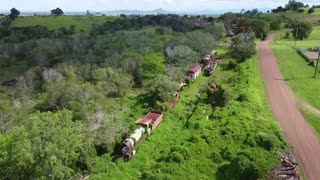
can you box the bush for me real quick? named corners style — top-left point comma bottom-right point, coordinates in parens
top-left (230, 33), bottom-right (256, 61)
top-left (270, 20), bottom-right (282, 30)
top-left (308, 8), bottom-right (315, 14)
top-left (297, 8), bottom-right (305, 13)
top-left (168, 152), bottom-right (184, 163)
top-left (284, 31), bottom-right (291, 39)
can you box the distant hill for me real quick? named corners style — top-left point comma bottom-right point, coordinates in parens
top-left (103, 8), bottom-right (169, 15)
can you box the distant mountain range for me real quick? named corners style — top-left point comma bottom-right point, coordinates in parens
top-left (0, 8), bottom-right (272, 16)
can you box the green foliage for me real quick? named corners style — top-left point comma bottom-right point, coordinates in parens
top-left (140, 53), bottom-right (166, 80)
top-left (51, 8), bottom-right (64, 16)
top-left (185, 31), bottom-right (217, 56)
top-left (308, 8), bottom-right (315, 14)
top-left (230, 33), bottom-right (256, 61)
top-left (248, 19), bottom-right (270, 39)
top-left (285, 0), bottom-right (305, 11)
top-left (90, 53), bottom-right (285, 179)
top-left (270, 19), bottom-right (283, 30)
top-left (9, 8), bottom-right (20, 19)
top-left (290, 20), bottom-right (313, 40)
top-left (0, 14), bottom-right (288, 179)
top-left (0, 110), bottom-right (95, 179)
top-left (146, 74), bottom-right (179, 107)
top-left (165, 45), bottom-right (199, 66)
top-left (11, 16), bottom-right (115, 32)
top-left (208, 22), bottom-right (225, 41)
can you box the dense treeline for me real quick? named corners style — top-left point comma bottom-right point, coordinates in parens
top-left (91, 14), bottom-right (215, 35)
top-left (0, 9), bottom-right (288, 178)
top-left (0, 14), bottom-right (222, 179)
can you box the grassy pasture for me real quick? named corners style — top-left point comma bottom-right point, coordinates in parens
top-left (11, 15), bottom-right (116, 32)
top-left (276, 28), bottom-right (320, 48)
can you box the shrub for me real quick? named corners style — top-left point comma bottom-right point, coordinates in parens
top-left (308, 8), bottom-right (315, 14)
top-left (168, 152), bottom-right (184, 163)
top-left (297, 8), bottom-right (305, 13)
top-left (270, 20), bottom-right (282, 30)
top-left (230, 33), bottom-right (256, 61)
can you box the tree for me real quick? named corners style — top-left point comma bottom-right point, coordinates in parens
top-left (9, 8), bottom-right (20, 19)
top-left (270, 19), bottom-right (283, 30)
top-left (208, 22), bottom-right (225, 41)
top-left (285, 0), bottom-right (304, 11)
top-left (140, 53), bottom-right (166, 80)
top-left (230, 32), bottom-right (256, 61)
top-left (0, 111), bottom-right (95, 179)
top-left (290, 20), bottom-right (313, 40)
top-left (93, 68), bottom-right (134, 109)
top-left (248, 19), bottom-right (270, 39)
top-left (51, 8), bottom-right (64, 16)
top-left (308, 8), bottom-right (315, 14)
top-left (146, 74), bottom-right (179, 108)
top-left (185, 31), bottom-right (217, 56)
top-left (165, 45), bottom-right (199, 66)
top-left (272, 6), bottom-right (287, 13)
top-left (86, 10), bottom-right (91, 16)
top-left (250, 8), bottom-right (259, 16)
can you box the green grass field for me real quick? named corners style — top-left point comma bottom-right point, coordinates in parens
top-left (11, 16), bottom-right (116, 32)
top-left (286, 9), bottom-right (320, 16)
top-left (308, 28), bottom-right (320, 40)
top-left (276, 28), bottom-right (320, 48)
top-left (300, 109), bottom-right (320, 136)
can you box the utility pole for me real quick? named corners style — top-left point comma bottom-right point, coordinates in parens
top-left (313, 49), bottom-right (320, 78)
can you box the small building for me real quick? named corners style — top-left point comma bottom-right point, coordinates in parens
top-left (185, 64), bottom-right (202, 81)
top-left (135, 111), bottom-right (164, 131)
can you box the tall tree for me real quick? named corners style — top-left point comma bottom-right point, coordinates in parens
top-left (285, 0), bottom-right (304, 11)
top-left (140, 53), bottom-right (166, 80)
top-left (51, 8), bottom-right (64, 16)
top-left (290, 20), bottom-right (313, 40)
top-left (93, 68), bottom-right (134, 109)
top-left (230, 32), bottom-right (256, 61)
top-left (9, 8), bottom-right (20, 19)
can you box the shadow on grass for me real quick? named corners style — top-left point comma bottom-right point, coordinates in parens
top-left (273, 76), bottom-right (313, 81)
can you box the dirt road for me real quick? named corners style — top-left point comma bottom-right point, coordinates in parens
top-left (258, 33), bottom-right (320, 180)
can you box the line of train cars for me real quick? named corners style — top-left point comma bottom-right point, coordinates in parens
top-left (120, 49), bottom-right (220, 161)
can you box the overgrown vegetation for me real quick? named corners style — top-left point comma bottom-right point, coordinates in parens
top-left (90, 53), bottom-right (286, 179)
top-left (0, 5), bottom-right (296, 178)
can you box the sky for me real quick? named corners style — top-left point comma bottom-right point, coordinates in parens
top-left (1, 0), bottom-right (319, 12)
